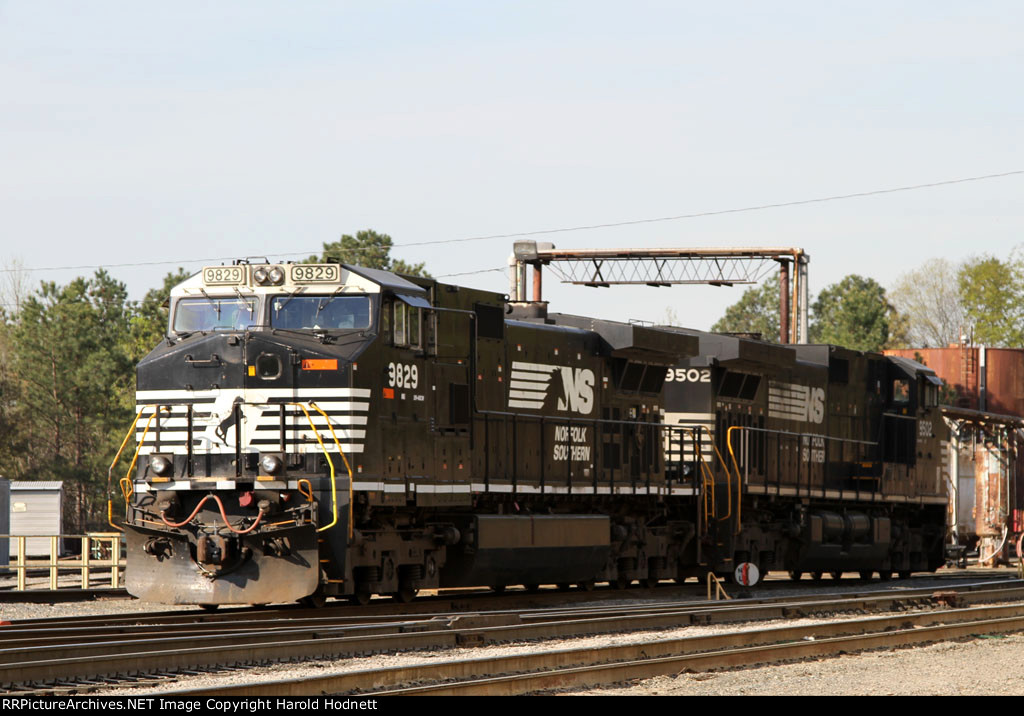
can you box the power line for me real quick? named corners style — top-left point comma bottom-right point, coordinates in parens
top-left (3, 169), bottom-right (1021, 275)
top-left (433, 267), bottom-right (506, 278)
top-left (435, 169), bottom-right (1024, 243)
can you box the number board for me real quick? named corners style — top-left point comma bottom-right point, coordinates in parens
top-left (290, 264), bottom-right (340, 284)
top-left (203, 266), bottom-right (246, 285)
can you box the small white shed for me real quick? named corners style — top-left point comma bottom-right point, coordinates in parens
top-left (9, 481), bottom-right (65, 558)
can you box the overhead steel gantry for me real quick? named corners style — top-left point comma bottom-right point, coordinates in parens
top-left (509, 241), bottom-right (809, 344)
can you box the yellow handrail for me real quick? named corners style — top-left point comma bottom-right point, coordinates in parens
top-left (703, 425), bottom-right (733, 523)
top-left (287, 402), bottom-right (342, 535)
top-left (309, 401), bottom-right (354, 540)
top-left (106, 404), bottom-right (162, 531)
top-left (701, 425), bottom-right (730, 521)
top-left (726, 425), bottom-right (744, 534)
top-left (120, 409), bottom-right (167, 505)
top-left (107, 401), bottom-right (349, 538)
top-left (680, 426), bottom-right (715, 525)
top-left (681, 424), bottom-right (738, 526)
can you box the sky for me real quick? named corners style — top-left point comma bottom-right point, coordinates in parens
top-left (1, 1), bottom-right (1022, 331)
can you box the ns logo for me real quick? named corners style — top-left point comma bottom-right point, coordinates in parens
top-left (556, 367), bottom-right (595, 415)
top-left (508, 361), bottom-right (595, 415)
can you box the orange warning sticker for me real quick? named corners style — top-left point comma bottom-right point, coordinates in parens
top-left (301, 359), bottom-right (338, 370)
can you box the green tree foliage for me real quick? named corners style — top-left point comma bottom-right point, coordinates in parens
top-left (129, 267), bottom-right (193, 361)
top-left (308, 229), bottom-right (430, 277)
top-left (0, 313), bottom-right (27, 482)
top-left (809, 274), bottom-right (903, 352)
top-left (710, 274), bottom-right (781, 342)
top-left (958, 252), bottom-right (1024, 347)
top-left (6, 270), bottom-right (135, 531)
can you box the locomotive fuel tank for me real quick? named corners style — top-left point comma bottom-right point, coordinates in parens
top-left (439, 515), bottom-right (611, 588)
top-left (794, 511), bottom-right (891, 572)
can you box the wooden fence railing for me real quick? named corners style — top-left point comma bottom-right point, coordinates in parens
top-left (1, 533), bottom-right (125, 591)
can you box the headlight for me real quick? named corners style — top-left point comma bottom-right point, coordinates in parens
top-left (260, 454), bottom-right (284, 475)
top-left (253, 266), bottom-right (284, 286)
top-left (150, 455), bottom-right (174, 477)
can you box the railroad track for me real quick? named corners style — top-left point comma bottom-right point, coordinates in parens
top-left (2, 577), bottom-right (1023, 695)
top-left (6, 567), bottom-right (1015, 629)
top-left (178, 603), bottom-right (1024, 696)
top-left (0, 564), bottom-right (1010, 612)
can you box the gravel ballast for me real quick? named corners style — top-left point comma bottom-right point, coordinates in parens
top-left (3, 570), bottom-right (1023, 696)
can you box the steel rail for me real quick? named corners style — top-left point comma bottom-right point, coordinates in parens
top-left (6, 571), bottom-right (1019, 629)
top-left (139, 602), bottom-right (1024, 696)
top-left (3, 578), bottom-right (1022, 650)
top-left (1, 566), bottom-right (1013, 617)
top-left (4, 579), bottom-right (1021, 646)
top-left (4, 581), bottom-right (1024, 692)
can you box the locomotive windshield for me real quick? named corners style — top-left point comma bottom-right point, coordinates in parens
top-left (270, 295), bottom-right (372, 331)
top-left (173, 296), bottom-right (257, 332)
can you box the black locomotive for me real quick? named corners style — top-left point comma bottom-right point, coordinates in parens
top-left (117, 261), bottom-right (948, 605)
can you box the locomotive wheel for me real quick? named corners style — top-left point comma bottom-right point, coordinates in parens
top-left (394, 585), bottom-right (418, 603)
top-left (811, 572), bottom-right (823, 581)
top-left (301, 592), bottom-right (327, 608)
top-left (831, 571), bottom-right (842, 580)
top-left (557, 583), bottom-right (572, 591)
top-left (614, 575), bottom-right (631, 590)
top-left (788, 570), bottom-right (802, 581)
top-left (642, 576), bottom-right (659, 589)
top-left (492, 584), bottom-right (507, 594)
top-left (859, 571), bottom-right (873, 581)
top-left (199, 604), bottom-right (219, 612)
top-left (898, 570), bottom-right (912, 580)
top-left (878, 571), bottom-right (892, 581)
top-left (524, 584), bottom-right (541, 593)
top-left (577, 579), bottom-right (596, 591)
top-left (349, 590), bottom-right (371, 606)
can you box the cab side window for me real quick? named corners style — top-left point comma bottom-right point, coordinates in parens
top-left (380, 298), bottom-right (391, 338)
top-left (922, 382), bottom-right (939, 408)
top-left (394, 303), bottom-right (408, 347)
top-left (408, 306), bottom-right (421, 350)
top-left (892, 379), bottom-right (910, 405)
top-left (391, 301), bottom-right (421, 350)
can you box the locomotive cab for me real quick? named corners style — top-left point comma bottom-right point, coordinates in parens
top-left (123, 261), bottom-right (431, 605)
